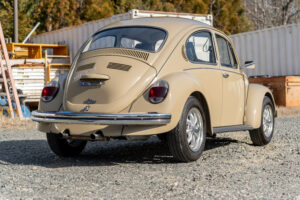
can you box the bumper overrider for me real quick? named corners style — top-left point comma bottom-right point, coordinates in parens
top-left (31, 111), bottom-right (172, 125)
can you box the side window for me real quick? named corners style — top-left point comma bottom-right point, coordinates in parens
top-left (186, 31), bottom-right (216, 64)
top-left (216, 35), bottom-right (238, 68)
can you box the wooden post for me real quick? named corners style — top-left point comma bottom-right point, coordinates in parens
top-left (14, 0), bottom-right (18, 43)
top-left (0, 23), bottom-right (23, 119)
top-left (44, 50), bottom-right (49, 84)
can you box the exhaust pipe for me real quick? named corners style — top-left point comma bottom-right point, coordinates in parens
top-left (59, 129), bottom-right (108, 141)
top-left (60, 129), bottom-right (70, 139)
top-left (90, 131), bottom-right (104, 140)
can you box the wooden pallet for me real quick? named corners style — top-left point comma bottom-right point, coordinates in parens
top-left (249, 76), bottom-right (300, 107)
top-left (44, 52), bottom-right (70, 84)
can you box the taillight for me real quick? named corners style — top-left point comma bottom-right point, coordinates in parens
top-left (148, 80), bottom-right (169, 104)
top-left (41, 81), bottom-right (59, 102)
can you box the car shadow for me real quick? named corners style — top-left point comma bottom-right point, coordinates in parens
top-left (205, 137), bottom-right (245, 150)
top-left (0, 136), bottom-right (247, 168)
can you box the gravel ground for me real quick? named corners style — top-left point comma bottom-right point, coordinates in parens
top-left (0, 116), bottom-right (299, 200)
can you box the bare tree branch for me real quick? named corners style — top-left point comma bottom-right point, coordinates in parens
top-left (244, 0), bottom-right (300, 30)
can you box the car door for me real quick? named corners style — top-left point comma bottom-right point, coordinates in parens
top-left (215, 34), bottom-right (245, 126)
top-left (184, 30), bottom-right (223, 127)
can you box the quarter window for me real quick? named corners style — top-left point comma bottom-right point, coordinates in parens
top-left (216, 35), bottom-right (238, 68)
top-left (228, 44), bottom-right (237, 68)
top-left (186, 31), bottom-right (216, 64)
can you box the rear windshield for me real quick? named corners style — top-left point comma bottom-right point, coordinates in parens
top-left (82, 27), bottom-right (167, 53)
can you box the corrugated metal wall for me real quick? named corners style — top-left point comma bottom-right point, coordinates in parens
top-left (230, 23), bottom-right (300, 77)
top-left (32, 12), bottom-right (132, 57)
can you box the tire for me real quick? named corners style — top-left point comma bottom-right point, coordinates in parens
top-left (46, 133), bottom-right (87, 157)
top-left (167, 96), bottom-right (207, 162)
top-left (249, 96), bottom-right (275, 146)
top-left (157, 133), bottom-right (167, 143)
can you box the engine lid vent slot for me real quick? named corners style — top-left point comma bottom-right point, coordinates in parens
top-left (107, 62), bottom-right (132, 71)
top-left (82, 48), bottom-right (150, 61)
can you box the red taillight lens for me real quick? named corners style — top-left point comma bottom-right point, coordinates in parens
top-left (148, 80), bottom-right (169, 104)
top-left (41, 81), bottom-right (59, 102)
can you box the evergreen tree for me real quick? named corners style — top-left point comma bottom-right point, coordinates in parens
top-left (78, 0), bottom-right (114, 21)
top-left (211, 0), bottom-right (252, 34)
top-left (33, 0), bottom-right (81, 32)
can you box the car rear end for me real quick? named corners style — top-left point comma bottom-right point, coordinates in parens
top-left (32, 25), bottom-right (172, 139)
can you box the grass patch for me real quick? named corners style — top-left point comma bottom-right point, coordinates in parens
top-left (0, 116), bottom-right (36, 130)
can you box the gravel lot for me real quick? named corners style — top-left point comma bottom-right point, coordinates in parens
top-left (0, 115), bottom-right (299, 199)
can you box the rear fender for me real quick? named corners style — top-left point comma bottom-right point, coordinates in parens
top-left (126, 72), bottom-right (210, 135)
top-left (38, 74), bottom-right (67, 112)
top-left (38, 74), bottom-right (67, 133)
top-left (244, 84), bottom-right (276, 128)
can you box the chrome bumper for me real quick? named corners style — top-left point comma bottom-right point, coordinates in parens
top-left (31, 111), bottom-right (171, 125)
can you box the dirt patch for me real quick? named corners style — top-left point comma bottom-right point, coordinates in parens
top-left (0, 116), bottom-right (36, 130)
top-left (276, 106), bottom-right (300, 116)
top-left (0, 116), bottom-right (299, 199)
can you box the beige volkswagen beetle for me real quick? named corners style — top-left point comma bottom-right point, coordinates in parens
top-left (32, 17), bottom-right (276, 162)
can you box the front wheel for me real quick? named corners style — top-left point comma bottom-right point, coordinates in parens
top-left (249, 96), bottom-right (275, 146)
top-left (46, 133), bottom-right (87, 157)
top-left (167, 97), bottom-right (207, 162)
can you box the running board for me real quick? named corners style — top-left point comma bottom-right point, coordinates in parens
top-left (213, 125), bottom-right (253, 133)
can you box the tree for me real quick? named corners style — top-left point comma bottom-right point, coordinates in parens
top-left (210, 0), bottom-right (252, 34)
top-left (32, 0), bottom-right (81, 32)
top-left (244, 0), bottom-right (300, 30)
top-left (78, 0), bottom-right (114, 21)
top-left (113, 0), bottom-right (252, 34)
top-left (0, 0), bottom-right (35, 41)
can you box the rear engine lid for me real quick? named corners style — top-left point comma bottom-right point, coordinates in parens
top-left (64, 51), bottom-right (156, 113)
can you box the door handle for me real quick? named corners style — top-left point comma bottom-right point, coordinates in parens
top-left (223, 73), bottom-right (229, 78)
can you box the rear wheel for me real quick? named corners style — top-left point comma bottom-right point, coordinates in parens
top-left (249, 96), bottom-right (275, 146)
top-left (46, 133), bottom-right (87, 157)
top-left (167, 97), bottom-right (206, 162)
top-left (157, 133), bottom-right (167, 143)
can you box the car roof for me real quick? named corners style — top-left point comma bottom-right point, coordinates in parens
top-left (100, 17), bottom-right (211, 34)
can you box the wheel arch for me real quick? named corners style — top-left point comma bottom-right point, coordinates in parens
top-left (265, 92), bottom-right (277, 116)
top-left (245, 84), bottom-right (276, 128)
top-left (190, 91), bottom-right (212, 136)
top-left (127, 72), bottom-right (211, 136)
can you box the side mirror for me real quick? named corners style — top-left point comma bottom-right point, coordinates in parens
top-left (243, 61), bottom-right (255, 69)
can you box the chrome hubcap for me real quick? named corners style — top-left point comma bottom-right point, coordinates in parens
top-left (186, 107), bottom-right (204, 152)
top-left (263, 105), bottom-right (273, 137)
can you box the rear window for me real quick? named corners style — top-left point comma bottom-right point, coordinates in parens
top-left (83, 27), bottom-right (167, 53)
